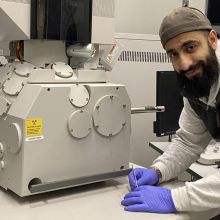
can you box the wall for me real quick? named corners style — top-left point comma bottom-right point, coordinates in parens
top-left (115, 0), bottom-right (206, 35)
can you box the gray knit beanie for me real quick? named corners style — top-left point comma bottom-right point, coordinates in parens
top-left (159, 7), bottom-right (212, 48)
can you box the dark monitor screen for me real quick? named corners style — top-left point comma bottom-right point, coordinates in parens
top-left (207, 0), bottom-right (220, 25)
top-left (154, 71), bottom-right (184, 137)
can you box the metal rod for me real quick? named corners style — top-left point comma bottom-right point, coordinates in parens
top-left (131, 106), bottom-right (165, 114)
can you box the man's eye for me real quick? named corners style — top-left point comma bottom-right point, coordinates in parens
top-left (168, 52), bottom-right (178, 58)
top-left (186, 44), bottom-right (197, 52)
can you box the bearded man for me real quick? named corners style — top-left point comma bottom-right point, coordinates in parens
top-left (121, 6), bottom-right (220, 214)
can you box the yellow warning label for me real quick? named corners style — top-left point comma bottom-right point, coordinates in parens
top-left (26, 118), bottom-right (43, 137)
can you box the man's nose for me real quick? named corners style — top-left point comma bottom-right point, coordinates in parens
top-left (178, 53), bottom-right (193, 72)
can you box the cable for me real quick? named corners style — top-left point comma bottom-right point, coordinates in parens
top-left (168, 134), bottom-right (172, 142)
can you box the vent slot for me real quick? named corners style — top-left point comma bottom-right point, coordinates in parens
top-left (118, 51), bottom-right (171, 63)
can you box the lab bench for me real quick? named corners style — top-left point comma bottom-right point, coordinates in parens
top-left (0, 164), bottom-right (219, 220)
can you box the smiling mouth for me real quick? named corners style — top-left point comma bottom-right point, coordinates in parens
top-left (185, 69), bottom-right (197, 78)
top-left (185, 67), bottom-right (201, 79)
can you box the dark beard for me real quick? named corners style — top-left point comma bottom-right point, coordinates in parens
top-left (176, 46), bottom-right (219, 99)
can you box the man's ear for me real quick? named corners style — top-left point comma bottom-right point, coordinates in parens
top-left (208, 30), bottom-right (218, 49)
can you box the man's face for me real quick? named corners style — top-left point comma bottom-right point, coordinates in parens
top-left (165, 30), bottom-right (219, 98)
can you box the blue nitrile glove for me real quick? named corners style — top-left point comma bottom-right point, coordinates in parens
top-left (121, 185), bottom-right (176, 213)
top-left (128, 168), bottom-right (159, 191)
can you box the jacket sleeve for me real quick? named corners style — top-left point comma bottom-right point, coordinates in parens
top-left (172, 171), bottom-right (220, 211)
top-left (151, 98), bottom-right (212, 182)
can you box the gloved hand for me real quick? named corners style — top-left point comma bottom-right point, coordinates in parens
top-left (128, 168), bottom-right (159, 191)
top-left (121, 185), bottom-right (177, 213)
